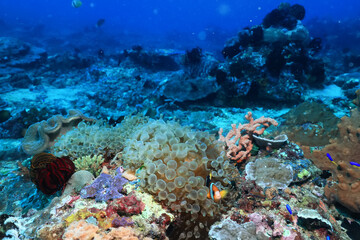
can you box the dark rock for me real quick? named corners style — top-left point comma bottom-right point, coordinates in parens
top-left (0, 37), bottom-right (47, 72)
top-left (289, 4), bottom-right (306, 20)
top-left (127, 49), bottom-right (180, 72)
top-left (222, 37), bottom-right (241, 59)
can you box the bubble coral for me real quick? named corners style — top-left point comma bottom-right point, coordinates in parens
top-left (30, 153), bottom-right (75, 195)
top-left (123, 119), bottom-right (239, 238)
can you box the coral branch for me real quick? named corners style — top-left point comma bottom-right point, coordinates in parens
top-left (219, 112), bottom-right (278, 163)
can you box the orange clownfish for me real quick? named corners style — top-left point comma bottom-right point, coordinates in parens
top-left (207, 183), bottom-right (228, 203)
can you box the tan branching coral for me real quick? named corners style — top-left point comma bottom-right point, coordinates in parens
top-left (218, 112), bottom-right (278, 163)
top-left (22, 109), bottom-right (95, 155)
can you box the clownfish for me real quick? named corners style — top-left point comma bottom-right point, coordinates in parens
top-left (207, 183), bottom-right (228, 203)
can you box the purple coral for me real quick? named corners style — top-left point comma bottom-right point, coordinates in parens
top-left (111, 217), bottom-right (134, 228)
top-left (80, 168), bottom-right (128, 202)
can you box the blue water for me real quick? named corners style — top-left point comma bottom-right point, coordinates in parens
top-left (1, 0), bottom-right (359, 50)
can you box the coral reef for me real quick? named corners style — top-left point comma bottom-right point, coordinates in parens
top-left (22, 109), bottom-right (95, 155)
top-left (277, 102), bottom-right (340, 146)
top-left (217, 3), bottom-right (325, 105)
top-left (262, 3), bottom-right (305, 30)
top-left (2, 3), bottom-right (360, 238)
top-left (62, 170), bottom-right (95, 196)
top-left (109, 194), bottom-right (145, 216)
top-left (302, 108), bottom-right (360, 212)
top-left (324, 161), bottom-right (360, 213)
top-left (123, 119), bottom-right (239, 238)
top-left (218, 112), bottom-right (278, 163)
top-left (209, 219), bottom-right (264, 240)
top-left (63, 220), bottom-right (144, 240)
top-left (52, 114), bottom-right (148, 160)
top-left (0, 37), bottom-right (47, 76)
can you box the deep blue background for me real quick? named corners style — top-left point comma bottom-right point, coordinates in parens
top-left (0, 0), bottom-right (359, 51)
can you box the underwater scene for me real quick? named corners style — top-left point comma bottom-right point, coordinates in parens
top-left (0, 0), bottom-right (360, 239)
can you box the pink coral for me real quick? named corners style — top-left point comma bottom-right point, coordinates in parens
top-left (219, 112), bottom-right (278, 163)
top-left (63, 220), bottom-right (99, 240)
top-left (63, 220), bottom-right (141, 240)
top-left (248, 213), bottom-right (273, 236)
top-left (99, 227), bottom-right (139, 240)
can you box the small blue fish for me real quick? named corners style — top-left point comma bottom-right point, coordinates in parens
top-left (286, 204), bottom-right (292, 215)
top-left (349, 161), bottom-right (360, 167)
top-left (326, 236), bottom-right (330, 240)
top-left (326, 153), bottom-right (338, 166)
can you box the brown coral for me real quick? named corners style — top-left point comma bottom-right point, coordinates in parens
top-left (277, 102), bottom-right (340, 147)
top-left (265, 187), bottom-right (278, 200)
top-left (303, 108), bottom-right (360, 213)
top-left (324, 161), bottom-right (360, 213)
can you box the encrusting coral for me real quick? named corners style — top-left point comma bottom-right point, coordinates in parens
top-left (218, 111), bottom-right (278, 163)
top-left (22, 109), bottom-right (95, 155)
top-left (324, 161), bottom-right (360, 213)
top-left (80, 167), bottom-right (128, 202)
top-left (245, 157), bottom-right (294, 190)
top-left (303, 108), bottom-right (360, 213)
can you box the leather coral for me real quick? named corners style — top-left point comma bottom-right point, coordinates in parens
top-left (22, 109), bottom-right (95, 155)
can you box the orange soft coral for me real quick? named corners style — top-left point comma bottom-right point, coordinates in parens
top-left (219, 112), bottom-right (278, 163)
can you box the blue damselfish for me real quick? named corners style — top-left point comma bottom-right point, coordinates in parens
top-left (326, 153), bottom-right (333, 161)
top-left (286, 204), bottom-right (292, 215)
top-left (350, 161), bottom-right (360, 167)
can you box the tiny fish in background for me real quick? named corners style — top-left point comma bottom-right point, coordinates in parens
top-left (96, 19), bottom-right (105, 28)
top-left (72, 0), bottom-right (82, 8)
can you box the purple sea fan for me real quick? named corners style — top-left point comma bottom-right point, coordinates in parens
top-left (80, 167), bottom-right (128, 202)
